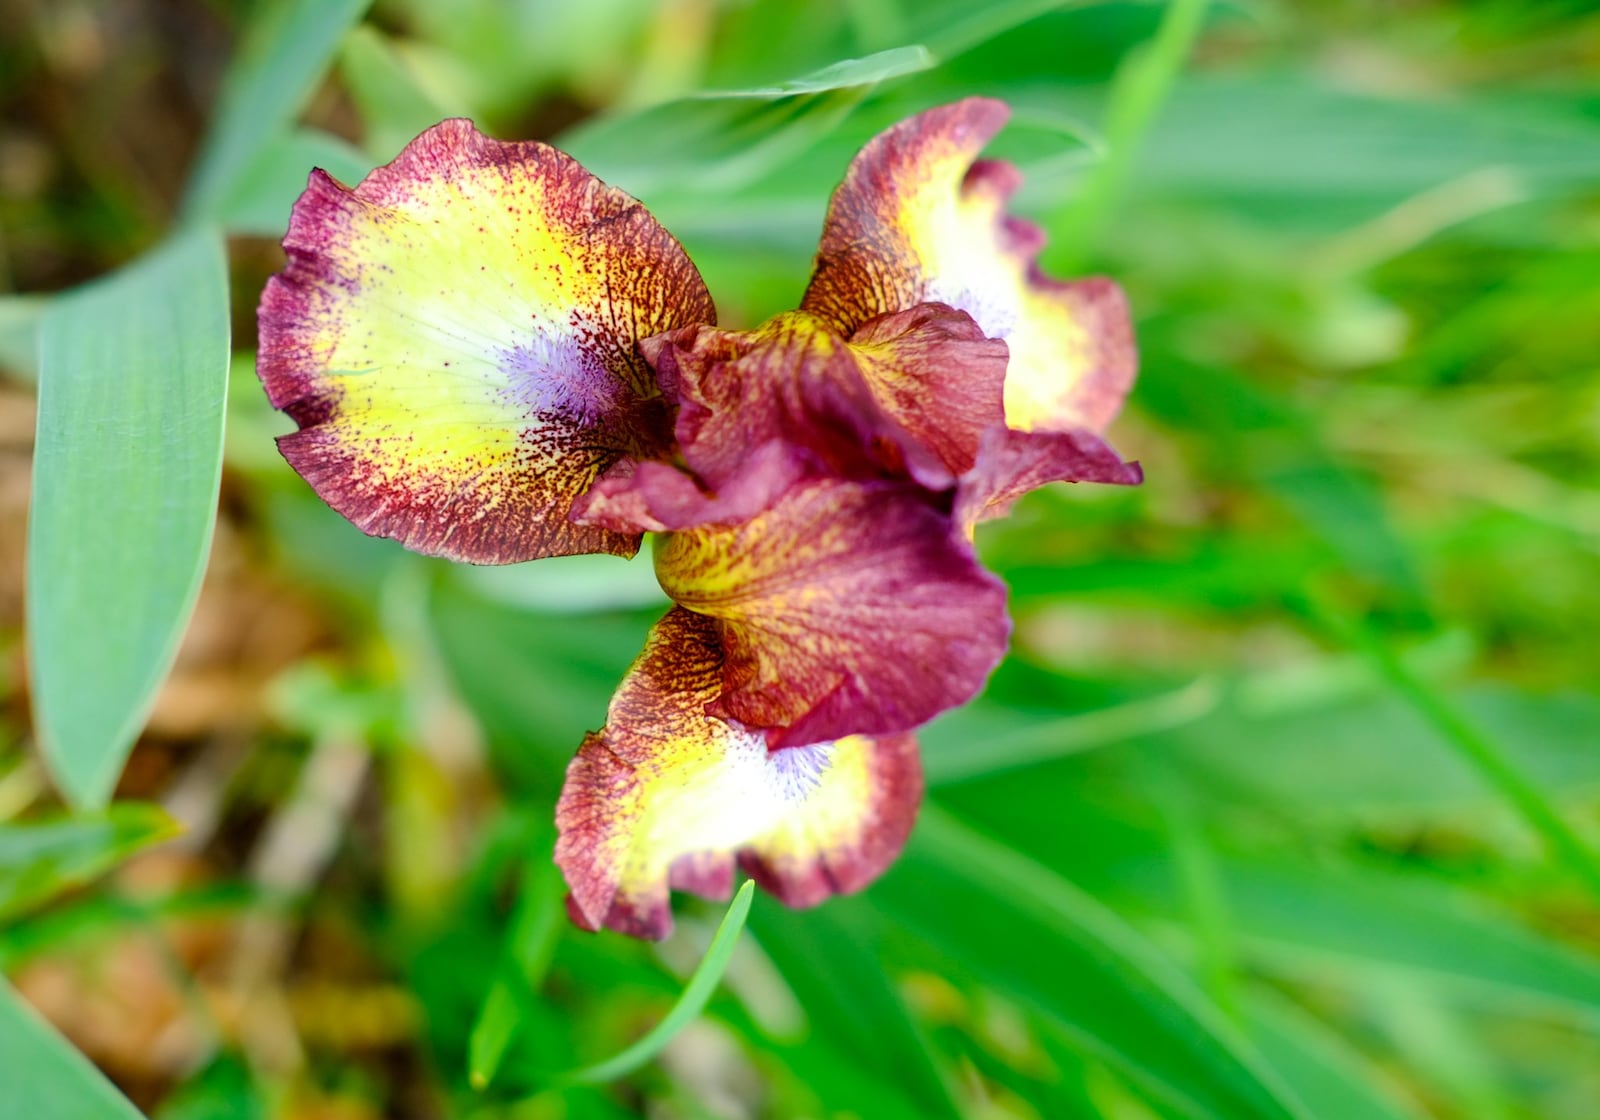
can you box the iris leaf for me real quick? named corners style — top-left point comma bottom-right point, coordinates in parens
top-left (1304, 598), bottom-right (1600, 899)
top-left (1244, 991), bottom-right (1431, 1120)
top-left (921, 679), bottom-right (1219, 786)
top-left (0, 977), bottom-right (145, 1119)
top-left (29, 229), bottom-right (230, 809)
top-left (751, 899), bottom-right (964, 1118)
top-left (945, 783), bottom-right (1600, 1018)
top-left (340, 26), bottom-right (457, 160)
top-left (1051, 0), bottom-right (1213, 268)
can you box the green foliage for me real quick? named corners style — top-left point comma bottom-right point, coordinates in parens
top-left (0, 978), bottom-right (143, 1119)
top-left (29, 229), bottom-right (229, 809)
top-left (5, 0), bottom-right (1600, 1118)
top-left (0, 805), bottom-right (178, 924)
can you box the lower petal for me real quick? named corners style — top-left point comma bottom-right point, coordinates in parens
top-left (555, 608), bottom-right (920, 939)
top-left (653, 478), bottom-right (1010, 746)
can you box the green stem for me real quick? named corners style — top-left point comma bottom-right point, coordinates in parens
top-left (1050, 0), bottom-right (1212, 270)
top-left (1307, 597), bottom-right (1600, 900)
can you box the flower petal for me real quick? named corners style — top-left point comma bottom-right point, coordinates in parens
top-left (645, 311), bottom-right (952, 492)
top-left (258, 118), bottom-right (715, 563)
top-left (555, 608), bottom-right (921, 939)
top-left (653, 478), bottom-right (1010, 746)
top-left (957, 426), bottom-right (1145, 529)
top-left (801, 98), bottom-right (1136, 435)
top-left (573, 442), bottom-right (808, 534)
top-left (848, 302), bottom-right (1008, 474)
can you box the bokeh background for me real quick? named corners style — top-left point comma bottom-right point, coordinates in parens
top-left (3, 1), bottom-right (1600, 1117)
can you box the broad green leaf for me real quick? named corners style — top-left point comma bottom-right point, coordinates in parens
top-left (427, 576), bottom-right (649, 789)
top-left (1167, 685), bottom-right (1600, 818)
top-left (458, 555), bottom-right (668, 615)
top-left (1117, 76), bottom-right (1600, 228)
top-left (1304, 597), bottom-right (1600, 898)
top-left (0, 804), bottom-right (178, 924)
top-left (920, 0), bottom-right (1120, 58)
top-left (184, 0), bottom-right (375, 221)
top-left (1219, 860), bottom-right (1600, 1018)
top-left (30, 229), bottom-right (230, 808)
top-left (340, 26), bottom-right (457, 160)
top-left (557, 881), bottom-right (755, 1085)
top-left (0, 977), bottom-right (145, 1119)
top-left (560, 45), bottom-right (935, 199)
top-left (219, 128), bottom-right (374, 238)
top-left (877, 809), bottom-right (1305, 1120)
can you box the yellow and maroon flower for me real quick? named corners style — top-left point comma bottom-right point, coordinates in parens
top-left (799, 97), bottom-right (1143, 524)
top-left (258, 118), bottom-right (714, 564)
top-left (556, 609), bottom-right (920, 939)
top-left (257, 99), bottom-right (1143, 939)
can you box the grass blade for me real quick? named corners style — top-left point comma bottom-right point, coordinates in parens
top-left (0, 977), bottom-right (145, 1118)
top-left (878, 808), bottom-right (1306, 1120)
top-left (1305, 596), bottom-right (1600, 899)
top-left (560, 880), bottom-right (755, 1085)
top-left (922, 679), bottom-right (1219, 786)
top-left (468, 854), bottom-right (565, 1090)
top-left (0, 804), bottom-right (179, 924)
top-left (29, 229), bottom-right (230, 808)
top-left (183, 0), bottom-right (374, 222)
top-left (1050, 0), bottom-right (1213, 268)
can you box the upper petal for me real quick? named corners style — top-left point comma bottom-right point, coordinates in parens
top-left (956, 425), bottom-right (1145, 531)
top-left (257, 118), bottom-right (715, 564)
top-left (646, 311), bottom-right (954, 492)
top-left (848, 302), bottom-right (1008, 475)
top-left (554, 607), bottom-right (921, 939)
top-left (653, 478), bottom-right (1010, 746)
top-left (800, 98), bottom-right (1136, 436)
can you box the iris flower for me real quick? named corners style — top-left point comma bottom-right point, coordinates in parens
top-left (258, 98), bottom-right (1140, 939)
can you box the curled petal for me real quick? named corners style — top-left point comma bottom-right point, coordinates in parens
top-left (801, 98), bottom-right (1136, 435)
top-left (258, 118), bottom-right (715, 563)
top-left (555, 608), bottom-right (921, 939)
top-left (958, 426), bottom-right (1145, 530)
top-left (645, 312), bottom-right (952, 491)
top-left (848, 302), bottom-right (1008, 475)
top-left (573, 442), bottom-right (807, 534)
top-left (653, 479), bottom-right (1010, 746)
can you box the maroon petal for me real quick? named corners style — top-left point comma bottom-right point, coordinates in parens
top-left (653, 478), bottom-right (1011, 746)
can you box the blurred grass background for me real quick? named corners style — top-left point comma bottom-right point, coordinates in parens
top-left (3, 0), bottom-right (1600, 1117)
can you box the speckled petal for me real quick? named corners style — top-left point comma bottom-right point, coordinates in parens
top-left (958, 426), bottom-right (1145, 529)
top-left (653, 479), bottom-right (1010, 747)
top-left (848, 302), bottom-right (1008, 474)
top-left (258, 118), bottom-right (715, 563)
top-left (555, 608), bottom-right (921, 939)
top-left (645, 312), bottom-right (952, 492)
top-left (801, 99), bottom-right (1135, 435)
